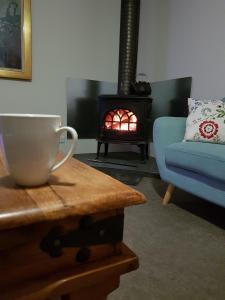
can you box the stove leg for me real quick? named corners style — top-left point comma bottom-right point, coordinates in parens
top-left (97, 142), bottom-right (102, 158)
top-left (104, 143), bottom-right (109, 157)
top-left (139, 144), bottom-right (145, 161)
top-left (145, 143), bottom-right (149, 159)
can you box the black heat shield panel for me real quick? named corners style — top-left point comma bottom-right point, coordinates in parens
top-left (67, 78), bottom-right (116, 139)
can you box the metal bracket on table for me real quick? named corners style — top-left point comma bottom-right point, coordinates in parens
top-left (40, 215), bottom-right (124, 260)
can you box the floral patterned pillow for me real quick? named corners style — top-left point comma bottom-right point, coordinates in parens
top-left (187, 98), bottom-right (222, 113)
top-left (184, 98), bottom-right (225, 144)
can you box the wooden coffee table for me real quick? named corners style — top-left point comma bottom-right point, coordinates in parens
top-left (0, 151), bottom-right (146, 300)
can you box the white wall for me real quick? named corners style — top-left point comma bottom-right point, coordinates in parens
top-left (137, 0), bottom-right (170, 82)
top-left (138, 0), bottom-right (225, 99)
top-left (0, 0), bottom-right (120, 153)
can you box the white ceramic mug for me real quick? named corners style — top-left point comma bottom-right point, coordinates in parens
top-left (0, 114), bottom-right (78, 186)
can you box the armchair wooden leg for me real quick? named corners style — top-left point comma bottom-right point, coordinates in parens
top-left (162, 183), bottom-right (175, 205)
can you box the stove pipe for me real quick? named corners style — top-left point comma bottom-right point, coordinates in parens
top-left (117, 0), bottom-right (140, 95)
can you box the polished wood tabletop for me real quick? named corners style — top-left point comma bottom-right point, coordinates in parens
top-left (0, 151), bottom-right (146, 231)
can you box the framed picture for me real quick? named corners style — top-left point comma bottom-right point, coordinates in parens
top-left (0, 0), bottom-right (31, 80)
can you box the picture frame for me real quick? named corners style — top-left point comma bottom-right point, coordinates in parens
top-left (0, 0), bottom-right (31, 80)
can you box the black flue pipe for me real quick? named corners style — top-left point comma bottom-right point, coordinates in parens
top-left (117, 0), bottom-right (140, 95)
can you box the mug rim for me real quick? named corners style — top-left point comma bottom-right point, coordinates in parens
top-left (0, 113), bottom-right (61, 118)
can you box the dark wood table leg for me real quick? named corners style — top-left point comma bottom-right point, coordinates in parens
top-left (62, 276), bottom-right (119, 300)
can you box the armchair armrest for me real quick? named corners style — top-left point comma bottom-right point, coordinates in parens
top-left (153, 117), bottom-right (186, 147)
top-left (153, 117), bottom-right (186, 178)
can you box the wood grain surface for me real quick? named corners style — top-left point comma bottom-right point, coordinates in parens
top-left (0, 153), bottom-right (146, 231)
top-left (1, 243), bottom-right (138, 300)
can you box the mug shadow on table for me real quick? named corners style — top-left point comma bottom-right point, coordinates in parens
top-left (0, 175), bottom-right (76, 189)
top-left (48, 175), bottom-right (76, 187)
top-left (0, 175), bottom-right (16, 188)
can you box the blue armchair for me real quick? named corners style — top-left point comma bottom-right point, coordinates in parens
top-left (153, 117), bottom-right (225, 207)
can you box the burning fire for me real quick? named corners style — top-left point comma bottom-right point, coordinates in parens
top-left (104, 109), bottom-right (137, 132)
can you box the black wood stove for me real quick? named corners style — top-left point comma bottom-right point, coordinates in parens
top-left (97, 95), bottom-right (152, 160)
top-left (96, 0), bottom-right (152, 161)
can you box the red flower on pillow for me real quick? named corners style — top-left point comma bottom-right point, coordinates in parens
top-left (199, 120), bottom-right (219, 139)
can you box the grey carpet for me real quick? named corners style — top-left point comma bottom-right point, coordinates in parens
top-left (108, 177), bottom-right (225, 300)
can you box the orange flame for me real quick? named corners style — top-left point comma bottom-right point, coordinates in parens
top-left (104, 109), bottom-right (137, 132)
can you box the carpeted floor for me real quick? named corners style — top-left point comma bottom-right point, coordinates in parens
top-left (108, 177), bottom-right (225, 300)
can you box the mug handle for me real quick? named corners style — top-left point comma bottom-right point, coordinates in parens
top-left (51, 126), bottom-right (78, 172)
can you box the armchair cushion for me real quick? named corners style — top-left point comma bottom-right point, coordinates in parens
top-left (165, 142), bottom-right (225, 183)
